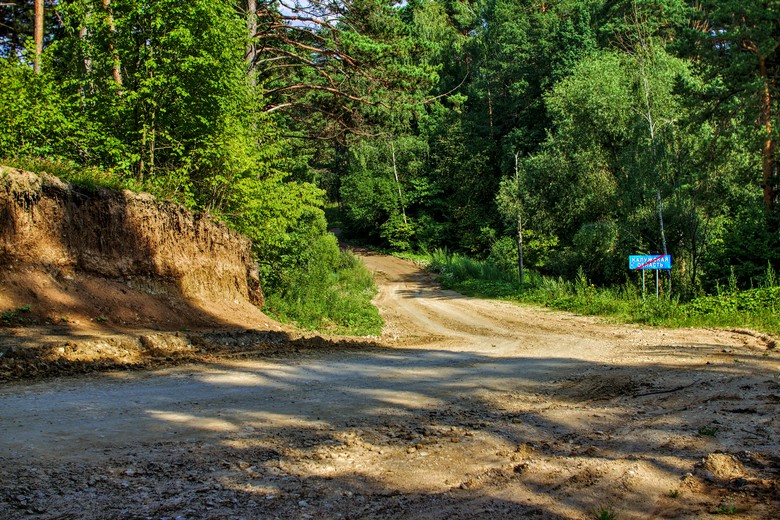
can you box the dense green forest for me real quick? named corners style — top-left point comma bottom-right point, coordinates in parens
top-left (1, 0), bottom-right (778, 329)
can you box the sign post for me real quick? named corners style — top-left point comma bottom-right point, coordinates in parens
top-left (629, 255), bottom-right (672, 299)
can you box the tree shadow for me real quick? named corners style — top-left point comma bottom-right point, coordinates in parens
top-left (1, 342), bottom-right (778, 519)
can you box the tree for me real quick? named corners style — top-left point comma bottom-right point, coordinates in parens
top-left (249, 0), bottom-right (436, 141)
top-left (691, 0), bottom-right (780, 217)
top-left (102, 0), bottom-right (122, 85)
top-left (496, 152), bottom-right (526, 282)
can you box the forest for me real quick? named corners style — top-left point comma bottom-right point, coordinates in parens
top-left (1, 0), bottom-right (778, 332)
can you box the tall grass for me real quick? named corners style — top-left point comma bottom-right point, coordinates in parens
top-left (264, 250), bottom-right (383, 336)
top-left (424, 249), bottom-right (780, 335)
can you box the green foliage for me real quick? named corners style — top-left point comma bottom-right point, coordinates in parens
top-left (487, 236), bottom-right (519, 276)
top-left (697, 425), bottom-right (719, 437)
top-left (714, 504), bottom-right (738, 515)
top-left (264, 249), bottom-right (383, 336)
top-left (1, 304), bottom-right (35, 327)
top-left (5, 157), bottom-right (142, 193)
top-left (591, 506), bottom-right (618, 520)
top-left (689, 286), bottom-right (780, 315)
top-left (0, 58), bottom-right (90, 160)
top-left (381, 214), bottom-right (415, 252)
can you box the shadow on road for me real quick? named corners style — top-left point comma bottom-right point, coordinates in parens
top-left (1, 340), bottom-right (778, 519)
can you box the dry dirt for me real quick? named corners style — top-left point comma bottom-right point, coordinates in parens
top-left (1, 252), bottom-right (779, 519)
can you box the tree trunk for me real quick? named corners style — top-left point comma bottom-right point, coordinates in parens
top-left (518, 216), bottom-right (524, 285)
top-left (391, 141), bottom-right (407, 225)
top-left (103, 0), bottom-right (123, 86)
top-left (33, 0), bottom-right (44, 73)
top-left (247, 0), bottom-right (257, 84)
top-left (515, 152), bottom-right (524, 284)
top-left (759, 56), bottom-right (775, 213)
top-left (80, 4), bottom-right (94, 95)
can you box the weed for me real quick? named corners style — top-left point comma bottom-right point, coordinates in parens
top-left (714, 504), bottom-right (738, 515)
top-left (1, 309), bottom-right (17, 324)
top-left (264, 249), bottom-right (383, 336)
top-left (763, 261), bottom-right (777, 288)
top-left (697, 425), bottom-right (719, 437)
top-left (667, 489), bottom-right (680, 498)
top-left (96, 315), bottom-right (108, 323)
top-left (1, 304), bottom-right (33, 326)
top-left (591, 506), bottom-right (617, 520)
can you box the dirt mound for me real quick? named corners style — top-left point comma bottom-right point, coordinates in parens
top-left (700, 452), bottom-right (747, 480)
top-left (1, 166), bottom-right (272, 338)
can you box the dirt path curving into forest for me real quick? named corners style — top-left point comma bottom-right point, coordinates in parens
top-left (1, 252), bottom-right (779, 519)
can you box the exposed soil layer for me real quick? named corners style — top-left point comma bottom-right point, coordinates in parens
top-left (1, 167), bottom-right (264, 335)
top-left (1, 252), bottom-right (779, 518)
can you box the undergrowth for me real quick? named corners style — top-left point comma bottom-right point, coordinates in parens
top-left (264, 250), bottom-right (383, 336)
top-left (4, 157), bottom-right (145, 194)
top-left (425, 249), bottom-right (780, 336)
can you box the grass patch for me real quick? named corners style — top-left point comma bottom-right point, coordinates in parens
top-left (421, 249), bottom-right (780, 336)
top-left (697, 425), bottom-right (719, 437)
top-left (4, 157), bottom-right (143, 193)
top-left (264, 250), bottom-right (383, 336)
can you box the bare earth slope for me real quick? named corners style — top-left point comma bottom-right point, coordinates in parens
top-left (1, 252), bottom-right (779, 519)
top-left (1, 167), bottom-right (265, 337)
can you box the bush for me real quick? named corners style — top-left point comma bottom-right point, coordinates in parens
top-left (264, 242), bottom-right (383, 336)
top-left (487, 236), bottom-right (518, 276)
top-left (380, 214), bottom-right (415, 252)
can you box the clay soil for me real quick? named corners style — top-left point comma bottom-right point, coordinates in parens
top-left (1, 252), bottom-right (779, 519)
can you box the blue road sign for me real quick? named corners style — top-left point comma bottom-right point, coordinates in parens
top-left (629, 254), bottom-right (672, 270)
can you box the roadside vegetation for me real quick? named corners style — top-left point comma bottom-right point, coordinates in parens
top-left (412, 249), bottom-right (780, 336)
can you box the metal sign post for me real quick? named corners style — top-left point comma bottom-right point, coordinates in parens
top-left (629, 255), bottom-right (672, 299)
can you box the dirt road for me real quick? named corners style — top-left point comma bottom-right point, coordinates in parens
top-left (1, 253), bottom-right (779, 519)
